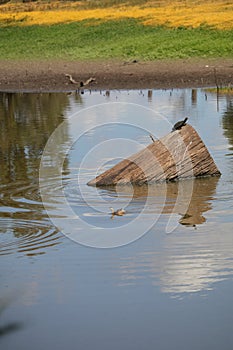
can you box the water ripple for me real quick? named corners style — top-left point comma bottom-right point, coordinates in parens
top-left (0, 180), bottom-right (63, 256)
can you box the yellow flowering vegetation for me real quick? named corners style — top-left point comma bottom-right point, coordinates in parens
top-left (0, 0), bottom-right (233, 29)
top-left (204, 87), bottom-right (233, 95)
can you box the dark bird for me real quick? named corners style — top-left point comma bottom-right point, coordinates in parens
top-left (172, 117), bottom-right (188, 131)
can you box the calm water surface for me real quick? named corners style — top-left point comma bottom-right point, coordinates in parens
top-left (0, 89), bottom-right (233, 349)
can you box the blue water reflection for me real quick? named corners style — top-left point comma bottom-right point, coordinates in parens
top-left (1, 89), bottom-right (233, 350)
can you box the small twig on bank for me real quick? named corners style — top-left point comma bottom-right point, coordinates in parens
top-left (213, 68), bottom-right (220, 112)
top-left (213, 67), bottom-right (219, 90)
top-left (149, 134), bottom-right (156, 143)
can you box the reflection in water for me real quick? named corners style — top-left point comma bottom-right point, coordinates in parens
top-left (222, 100), bottom-right (233, 152)
top-left (0, 93), bottom-right (72, 256)
top-left (147, 89), bottom-right (153, 102)
top-left (118, 222), bottom-right (233, 295)
top-left (191, 89), bottom-right (197, 105)
top-left (163, 178), bottom-right (218, 227)
top-left (176, 177), bottom-right (218, 227)
top-left (109, 177), bottom-right (233, 295)
top-left (105, 176), bottom-right (219, 228)
top-left (0, 92), bottom-right (70, 183)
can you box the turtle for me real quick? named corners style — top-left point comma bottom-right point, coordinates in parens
top-left (110, 207), bottom-right (126, 216)
top-left (172, 117), bottom-right (188, 131)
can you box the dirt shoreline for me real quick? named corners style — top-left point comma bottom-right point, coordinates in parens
top-left (0, 58), bottom-right (233, 92)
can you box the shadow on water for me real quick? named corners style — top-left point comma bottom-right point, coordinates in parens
top-left (0, 322), bottom-right (22, 338)
top-left (0, 297), bottom-right (23, 338)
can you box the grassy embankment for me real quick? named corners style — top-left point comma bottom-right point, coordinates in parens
top-left (0, 0), bottom-right (233, 60)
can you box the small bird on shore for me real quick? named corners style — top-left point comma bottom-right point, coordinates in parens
top-left (172, 117), bottom-right (188, 131)
top-left (110, 207), bottom-right (126, 217)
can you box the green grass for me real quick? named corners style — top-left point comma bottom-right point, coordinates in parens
top-left (1, 19), bottom-right (233, 60)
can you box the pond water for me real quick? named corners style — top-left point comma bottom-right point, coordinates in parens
top-left (0, 88), bottom-right (233, 349)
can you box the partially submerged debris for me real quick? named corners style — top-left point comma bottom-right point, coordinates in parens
top-left (88, 124), bottom-right (221, 186)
